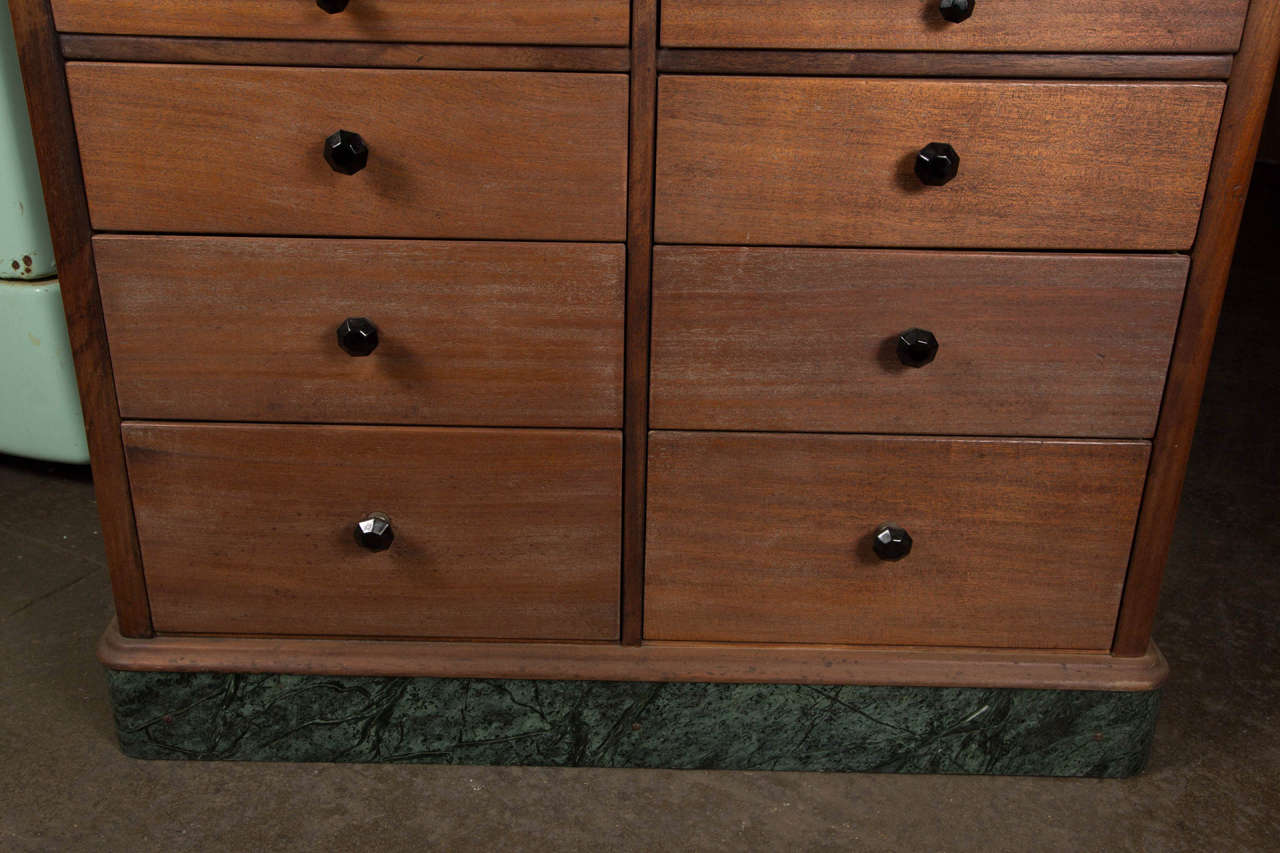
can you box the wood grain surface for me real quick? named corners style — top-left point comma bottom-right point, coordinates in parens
top-left (650, 248), bottom-right (1187, 437)
top-left (98, 622), bottom-right (1171, 691)
top-left (656, 49), bottom-right (1235, 80)
top-left (60, 36), bottom-right (631, 71)
top-left (646, 432), bottom-right (1150, 649)
top-left (6, 0), bottom-right (153, 635)
top-left (95, 237), bottom-right (624, 427)
top-left (655, 78), bottom-right (1225, 250)
top-left (124, 424), bottom-right (622, 640)
top-left (1113, 0), bottom-right (1280, 655)
top-left (51, 0), bottom-right (629, 45)
top-left (660, 0), bottom-right (1247, 52)
top-left (621, 0), bottom-right (659, 645)
top-left (67, 64), bottom-right (628, 241)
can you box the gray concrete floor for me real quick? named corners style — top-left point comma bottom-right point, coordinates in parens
top-left (3, 176), bottom-right (1279, 852)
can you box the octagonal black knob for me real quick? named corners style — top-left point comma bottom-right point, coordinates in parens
top-left (939, 0), bottom-right (975, 23)
top-left (324, 130), bottom-right (368, 175)
top-left (354, 512), bottom-right (394, 552)
top-left (337, 317), bottom-right (378, 357)
top-left (316, 0), bottom-right (350, 13)
top-left (915, 142), bottom-right (960, 186)
top-left (873, 524), bottom-right (912, 561)
top-left (897, 328), bottom-right (939, 368)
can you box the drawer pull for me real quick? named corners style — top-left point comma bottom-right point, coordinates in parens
top-left (896, 327), bottom-right (939, 368)
top-left (938, 0), bottom-right (975, 24)
top-left (324, 129), bottom-right (369, 175)
top-left (873, 524), bottom-right (913, 561)
top-left (914, 142), bottom-right (959, 186)
top-left (336, 317), bottom-right (379, 356)
top-left (354, 512), bottom-right (395, 552)
top-left (315, 0), bottom-right (350, 13)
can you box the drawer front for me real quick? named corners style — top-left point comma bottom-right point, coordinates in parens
top-left (651, 248), bottom-right (1186, 437)
top-left (646, 432), bottom-right (1149, 649)
top-left (125, 424), bottom-right (622, 640)
top-left (661, 0), bottom-right (1247, 52)
top-left (51, 0), bottom-right (630, 46)
top-left (655, 78), bottom-right (1224, 250)
top-left (67, 64), bottom-right (628, 241)
top-left (96, 237), bottom-right (624, 428)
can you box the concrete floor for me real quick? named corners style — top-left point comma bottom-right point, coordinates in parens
top-left (2, 176), bottom-right (1278, 852)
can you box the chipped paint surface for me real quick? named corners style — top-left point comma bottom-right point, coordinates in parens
top-left (4, 8), bottom-right (56, 281)
top-left (3, 250), bottom-right (52, 281)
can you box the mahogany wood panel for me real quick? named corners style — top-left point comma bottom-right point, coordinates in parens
top-left (656, 49), bottom-right (1234, 80)
top-left (51, 0), bottom-right (630, 46)
top-left (6, 0), bottom-right (152, 635)
top-left (95, 237), bottom-right (624, 427)
top-left (60, 36), bottom-right (631, 71)
top-left (655, 78), bottom-right (1225, 250)
top-left (123, 424), bottom-right (622, 640)
top-left (660, 0), bottom-right (1247, 52)
top-left (1114, 0), bottom-right (1280, 655)
top-left (646, 432), bottom-right (1150, 649)
top-left (621, 0), bottom-right (659, 645)
top-left (650, 248), bottom-right (1187, 437)
top-left (99, 622), bottom-right (1170, 691)
top-left (66, 64), bottom-right (628, 241)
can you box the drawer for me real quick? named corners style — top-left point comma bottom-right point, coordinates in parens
top-left (661, 0), bottom-right (1247, 52)
top-left (51, 0), bottom-right (630, 46)
top-left (124, 424), bottom-right (622, 640)
top-left (655, 78), bottom-right (1224, 250)
top-left (645, 432), bottom-right (1149, 649)
top-left (66, 64), bottom-right (628, 241)
top-left (96, 237), bottom-right (624, 428)
top-left (651, 248), bottom-right (1186, 437)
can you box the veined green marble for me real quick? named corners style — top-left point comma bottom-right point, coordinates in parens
top-left (106, 671), bottom-right (1159, 776)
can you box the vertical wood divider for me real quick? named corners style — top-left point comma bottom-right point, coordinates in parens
top-left (1112, 0), bottom-right (1280, 656)
top-left (8, 0), bottom-right (154, 636)
top-left (621, 0), bottom-right (658, 644)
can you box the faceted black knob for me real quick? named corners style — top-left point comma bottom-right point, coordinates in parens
top-left (873, 524), bottom-right (912, 561)
top-left (939, 0), bottom-right (975, 23)
top-left (316, 0), bottom-right (350, 13)
top-left (324, 130), bottom-right (368, 175)
top-left (354, 512), bottom-right (394, 552)
top-left (896, 328), bottom-right (939, 368)
top-left (336, 317), bottom-right (378, 357)
top-left (915, 142), bottom-right (960, 186)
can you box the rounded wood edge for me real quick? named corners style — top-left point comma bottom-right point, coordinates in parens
top-left (97, 622), bottom-right (1168, 692)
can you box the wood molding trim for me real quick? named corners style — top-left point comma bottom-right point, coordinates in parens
top-left (657, 49), bottom-right (1233, 79)
top-left (99, 623), bottom-right (1169, 691)
top-left (60, 35), bottom-right (631, 72)
top-left (1113, 0), bottom-right (1280, 656)
top-left (621, 0), bottom-right (658, 644)
top-left (7, 0), bottom-right (153, 637)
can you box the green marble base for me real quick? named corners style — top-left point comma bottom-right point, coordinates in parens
top-left (106, 671), bottom-right (1159, 776)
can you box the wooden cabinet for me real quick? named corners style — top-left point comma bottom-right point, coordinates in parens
top-left (10, 0), bottom-right (1280, 767)
top-left (655, 77), bottom-right (1224, 249)
top-left (67, 64), bottom-right (629, 240)
top-left (125, 423), bottom-right (623, 640)
top-left (660, 0), bottom-right (1248, 52)
top-left (96, 237), bottom-right (625, 427)
top-left (51, 0), bottom-right (631, 46)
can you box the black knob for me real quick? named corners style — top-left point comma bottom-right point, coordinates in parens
top-left (354, 512), bottom-right (394, 552)
top-left (316, 0), bottom-right (350, 13)
top-left (939, 0), bottom-right (974, 23)
top-left (915, 142), bottom-right (959, 186)
top-left (896, 328), bottom-right (938, 368)
top-left (873, 524), bottom-right (912, 561)
top-left (324, 130), bottom-right (368, 175)
top-left (337, 317), bottom-right (378, 357)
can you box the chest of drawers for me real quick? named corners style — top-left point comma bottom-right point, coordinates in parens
top-left (11, 0), bottom-right (1279, 775)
